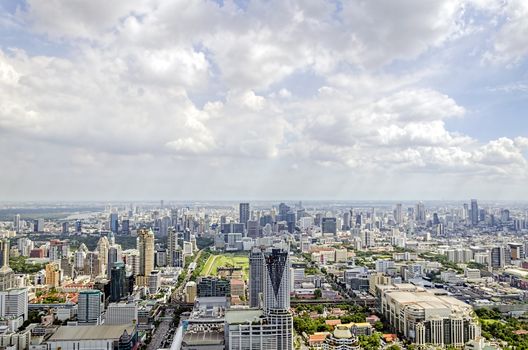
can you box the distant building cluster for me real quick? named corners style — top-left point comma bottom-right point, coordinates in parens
top-left (0, 199), bottom-right (526, 349)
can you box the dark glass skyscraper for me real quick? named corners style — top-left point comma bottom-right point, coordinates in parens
top-left (239, 202), bottom-right (250, 229)
top-left (109, 213), bottom-right (119, 233)
top-left (321, 217), bottom-right (337, 235)
top-left (107, 246), bottom-right (119, 278)
top-left (249, 247), bottom-right (264, 308)
top-left (110, 262), bottom-right (127, 302)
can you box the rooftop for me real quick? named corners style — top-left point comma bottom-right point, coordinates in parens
top-left (224, 309), bottom-right (263, 324)
top-left (49, 324), bottom-right (135, 341)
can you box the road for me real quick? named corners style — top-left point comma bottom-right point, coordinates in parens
top-left (147, 317), bottom-right (171, 350)
top-left (172, 249), bottom-right (203, 302)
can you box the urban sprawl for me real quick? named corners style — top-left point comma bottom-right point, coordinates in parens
top-left (0, 200), bottom-right (526, 350)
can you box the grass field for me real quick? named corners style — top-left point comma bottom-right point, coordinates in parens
top-left (200, 253), bottom-right (249, 281)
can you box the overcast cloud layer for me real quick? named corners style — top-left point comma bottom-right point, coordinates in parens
top-left (1, 0), bottom-right (528, 201)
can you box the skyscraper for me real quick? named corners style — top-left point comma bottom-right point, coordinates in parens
top-left (110, 262), bottom-right (127, 302)
top-left (0, 288), bottom-right (28, 322)
top-left (78, 289), bottom-right (103, 324)
top-left (34, 219), bottom-right (44, 233)
top-left (0, 240), bottom-right (14, 291)
top-left (97, 236), bottom-right (110, 275)
top-left (249, 248), bottom-right (264, 308)
top-left (159, 216), bottom-right (171, 236)
top-left (109, 213), bottom-right (119, 233)
top-left (321, 217), bottom-right (337, 235)
top-left (247, 220), bottom-right (260, 239)
top-left (137, 228), bottom-right (155, 286)
top-left (75, 220), bottom-right (82, 233)
top-left (342, 211), bottom-right (351, 230)
top-left (107, 246), bottom-right (119, 278)
top-left (0, 240), bottom-right (9, 270)
top-left (121, 219), bottom-right (130, 235)
top-left (415, 202), bottom-right (426, 223)
top-left (227, 248), bottom-right (293, 350)
top-left (394, 203), bottom-right (403, 224)
top-left (263, 248), bottom-right (293, 350)
top-left (13, 214), bottom-right (20, 233)
top-left (239, 203), bottom-right (250, 228)
top-left (167, 228), bottom-right (183, 267)
top-left (470, 199), bottom-right (479, 226)
top-left (264, 249), bottom-right (291, 312)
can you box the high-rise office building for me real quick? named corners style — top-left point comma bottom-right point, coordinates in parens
top-left (342, 211), bottom-right (351, 230)
top-left (61, 222), bottom-right (69, 234)
top-left (137, 228), bottom-right (154, 286)
top-left (13, 214), bottom-right (20, 233)
top-left (263, 249), bottom-right (291, 312)
top-left (75, 220), bottom-right (82, 233)
top-left (0, 288), bottom-right (28, 322)
top-left (0, 240), bottom-right (9, 270)
top-left (263, 248), bottom-right (292, 350)
top-left (78, 290), bottom-right (103, 324)
top-left (97, 236), bottom-right (110, 275)
top-left (227, 248), bottom-right (293, 350)
top-left (121, 219), bottom-right (130, 235)
top-left (107, 246), bottom-right (119, 278)
top-left (394, 203), bottom-right (403, 224)
top-left (321, 217), bottom-right (337, 235)
top-left (109, 213), bottom-right (119, 234)
top-left (109, 263), bottom-right (128, 303)
top-left (167, 229), bottom-right (183, 268)
top-left (470, 199), bottom-right (479, 226)
top-left (0, 240), bottom-right (14, 291)
top-left (159, 216), bottom-right (171, 237)
top-left (247, 220), bottom-right (260, 239)
top-left (239, 203), bottom-right (250, 228)
top-left (415, 202), bottom-right (426, 223)
top-left (249, 248), bottom-right (264, 308)
top-left (34, 219), bottom-right (44, 233)
top-left (278, 203), bottom-right (290, 218)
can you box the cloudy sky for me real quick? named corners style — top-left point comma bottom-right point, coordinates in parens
top-left (0, 0), bottom-right (527, 201)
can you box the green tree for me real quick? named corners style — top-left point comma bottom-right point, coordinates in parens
top-left (314, 289), bottom-right (322, 299)
top-left (358, 334), bottom-right (381, 350)
top-left (387, 345), bottom-right (401, 350)
top-left (373, 321), bottom-right (384, 332)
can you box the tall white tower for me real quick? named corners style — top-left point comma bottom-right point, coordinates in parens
top-left (263, 248), bottom-right (292, 350)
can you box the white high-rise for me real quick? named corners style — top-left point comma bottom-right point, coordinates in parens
top-left (227, 248), bottom-right (293, 350)
top-left (263, 248), bottom-right (293, 350)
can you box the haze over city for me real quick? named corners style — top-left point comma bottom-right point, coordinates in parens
top-left (1, 0), bottom-right (528, 200)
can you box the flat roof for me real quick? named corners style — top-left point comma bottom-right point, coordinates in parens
top-left (224, 309), bottom-right (263, 324)
top-left (49, 324), bottom-right (135, 341)
top-left (183, 330), bottom-right (224, 345)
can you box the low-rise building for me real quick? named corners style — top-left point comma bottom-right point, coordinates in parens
top-left (45, 324), bottom-right (138, 350)
top-left (380, 284), bottom-right (480, 347)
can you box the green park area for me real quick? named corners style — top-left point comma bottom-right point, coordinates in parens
top-left (200, 253), bottom-right (249, 281)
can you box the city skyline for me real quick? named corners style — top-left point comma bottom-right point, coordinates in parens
top-left (1, 2), bottom-right (528, 349)
top-left (1, 1), bottom-right (528, 200)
